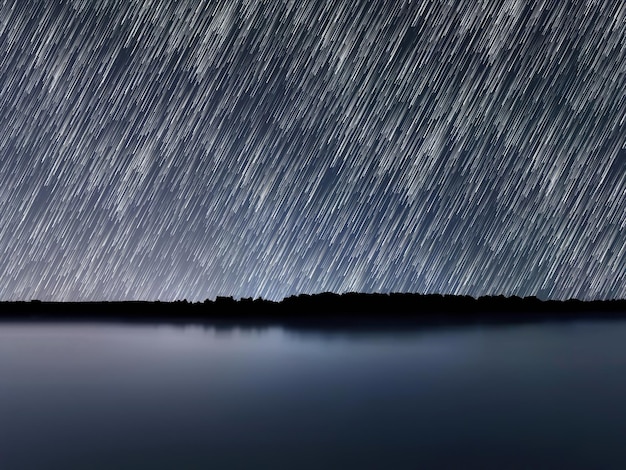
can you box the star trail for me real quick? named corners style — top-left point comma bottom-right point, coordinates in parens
top-left (0, 0), bottom-right (624, 302)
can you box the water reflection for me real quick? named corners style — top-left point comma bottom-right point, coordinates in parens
top-left (1, 319), bottom-right (626, 469)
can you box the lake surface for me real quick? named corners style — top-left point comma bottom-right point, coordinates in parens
top-left (2, 318), bottom-right (626, 469)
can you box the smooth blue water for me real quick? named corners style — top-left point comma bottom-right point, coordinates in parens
top-left (2, 319), bottom-right (626, 469)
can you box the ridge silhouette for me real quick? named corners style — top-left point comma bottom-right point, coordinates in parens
top-left (1, 293), bottom-right (625, 329)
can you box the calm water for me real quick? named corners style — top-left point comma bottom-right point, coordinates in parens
top-left (2, 319), bottom-right (626, 469)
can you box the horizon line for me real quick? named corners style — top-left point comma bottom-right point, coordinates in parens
top-left (2, 292), bottom-right (626, 304)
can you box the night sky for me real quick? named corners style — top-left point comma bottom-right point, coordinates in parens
top-left (0, 0), bottom-right (624, 302)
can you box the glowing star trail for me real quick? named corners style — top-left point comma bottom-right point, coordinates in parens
top-left (0, 0), bottom-right (624, 301)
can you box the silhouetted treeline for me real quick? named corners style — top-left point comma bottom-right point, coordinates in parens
top-left (0, 293), bottom-right (625, 328)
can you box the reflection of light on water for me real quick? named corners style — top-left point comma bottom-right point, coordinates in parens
top-left (2, 319), bottom-right (626, 469)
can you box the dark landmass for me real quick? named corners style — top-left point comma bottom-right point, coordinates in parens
top-left (1, 293), bottom-right (626, 329)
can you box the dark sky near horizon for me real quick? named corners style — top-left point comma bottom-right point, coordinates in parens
top-left (0, 0), bottom-right (624, 302)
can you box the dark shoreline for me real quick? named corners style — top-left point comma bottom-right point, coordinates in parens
top-left (1, 293), bottom-right (625, 329)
